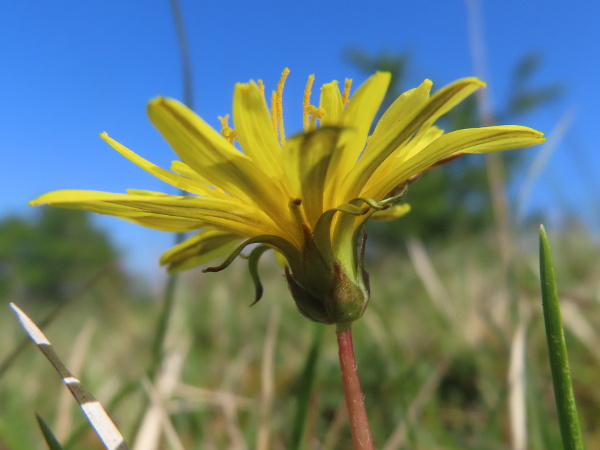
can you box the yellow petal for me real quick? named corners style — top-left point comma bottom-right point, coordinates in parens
top-left (455, 125), bottom-right (545, 154)
top-left (170, 160), bottom-right (208, 184)
top-left (365, 125), bottom-right (545, 200)
top-left (340, 80), bottom-right (431, 198)
top-left (319, 81), bottom-right (343, 125)
top-left (147, 97), bottom-right (291, 228)
top-left (233, 82), bottom-right (285, 180)
top-left (413, 77), bottom-right (485, 132)
top-left (283, 127), bottom-right (348, 226)
top-left (160, 230), bottom-right (244, 272)
top-left (30, 190), bottom-right (282, 237)
top-left (341, 71), bottom-right (391, 159)
top-left (344, 78), bottom-right (485, 201)
top-left (365, 126), bottom-right (445, 189)
top-left (326, 72), bottom-right (391, 205)
top-left (101, 132), bottom-right (217, 197)
top-left (400, 125), bottom-right (446, 161)
top-left (126, 215), bottom-right (204, 232)
top-left (126, 189), bottom-right (173, 196)
top-left (169, 161), bottom-right (232, 200)
top-left (31, 191), bottom-right (200, 231)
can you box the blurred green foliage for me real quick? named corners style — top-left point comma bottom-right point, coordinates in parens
top-left (0, 208), bottom-right (126, 303)
top-left (346, 49), bottom-right (563, 243)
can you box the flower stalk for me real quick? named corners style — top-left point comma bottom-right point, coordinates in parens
top-left (336, 323), bottom-right (374, 449)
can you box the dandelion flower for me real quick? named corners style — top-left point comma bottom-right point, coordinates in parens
top-left (31, 69), bottom-right (544, 324)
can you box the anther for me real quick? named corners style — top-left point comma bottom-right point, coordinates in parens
top-left (270, 91), bottom-right (277, 137)
top-left (275, 68), bottom-right (290, 146)
top-left (305, 105), bottom-right (326, 131)
top-left (303, 74), bottom-right (315, 131)
top-left (218, 114), bottom-right (237, 144)
top-left (341, 78), bottom-right (352, 106)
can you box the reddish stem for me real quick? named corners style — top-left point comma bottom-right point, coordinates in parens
top-left (336, 323), bottom-right (375, 449)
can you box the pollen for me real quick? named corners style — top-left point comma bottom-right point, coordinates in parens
top-left (218, 115), bottom-right (237, 144)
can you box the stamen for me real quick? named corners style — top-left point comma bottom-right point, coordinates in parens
top-left (218, 115), bottom-right (237, 144)
top-left (270, 91), bottom-right (277, 136)
top-left (303, 74), bottom-right (315, 131)
top-left (305, 105), bottom-right (326, 131)
top-left (288, 198), bottom-right (311, 241)
top-left (275, 68), bottom-right (290, 145)
top-left (341, 78), bottom-right (352, 106)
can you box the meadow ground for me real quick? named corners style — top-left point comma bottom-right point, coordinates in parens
top-left (1, 224), bottom-right (598, 449)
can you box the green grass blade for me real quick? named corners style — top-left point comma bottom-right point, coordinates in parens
top-left (35, 413), bottom-right (64, 450)
top-left (539, 225), bottom-right (584, 450)
top-left (290, 323), bottom-right (325, 450)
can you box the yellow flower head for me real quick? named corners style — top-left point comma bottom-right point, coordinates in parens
top-left (31, 69), bottom-right (545, 324)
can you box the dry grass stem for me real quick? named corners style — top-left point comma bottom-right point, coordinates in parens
top-left (137, 377), bottom-right (185, 450)
top-left (256, 306), bottom-right (281, 450)
top-left (407, 237), bottom-right (455, 325)
top-left (561, 301), bottom-right (600, 361)
top-left (508, 322), bottom-right (528, 450)
top-left (517, 109), bottom-right (575, 221)
top-left (134, 339), bottom-right (189, 450)
top-left (383, 358), bottom-right (450, 450)
top-left (55, 319), bottom-right (97, 441)
top-left (323, 400), bottom-right (348, 450)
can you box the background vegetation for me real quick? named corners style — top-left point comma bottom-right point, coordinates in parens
top-left (1, 218), bottom-right (598, 449)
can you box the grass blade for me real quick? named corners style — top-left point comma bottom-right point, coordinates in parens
top-left (290, 323), bottom-right (324, 450)
top-left (538, 225), bottom-right (584, 450)
top-left (35, 413), bottom-right (64, 450)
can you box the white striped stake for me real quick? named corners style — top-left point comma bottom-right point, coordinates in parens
top-left (10, 302), bottom-right (129, 450)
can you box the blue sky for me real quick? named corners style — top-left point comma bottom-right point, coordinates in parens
top-left (1, 1), bottom-right (598, 277)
